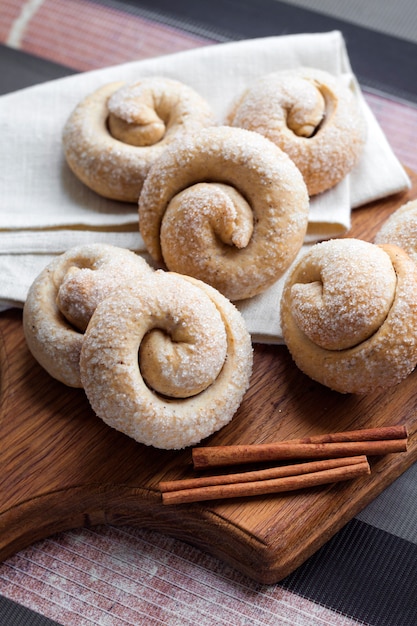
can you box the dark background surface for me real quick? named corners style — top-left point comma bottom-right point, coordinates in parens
top-left (2, 0), bottom-right (417, 102)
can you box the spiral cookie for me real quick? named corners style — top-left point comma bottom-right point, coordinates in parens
top-left (227, 67), bottom-right (367, 196)
top-left (280, 238), bottom-right (417, 394)
top-left (375, 200), bottom-right (417, 263)
top-left (80, 270), bottom-right (253, 449)
top-left (62, 77), bottom-right (215, 202)
top-left (138, 125), bottom-right (309, 301)
top-left (23, 244), bottom-right (153, 388)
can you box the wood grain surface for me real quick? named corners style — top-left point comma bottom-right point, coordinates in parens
top-left (1, 169), bottom-right (417, 584)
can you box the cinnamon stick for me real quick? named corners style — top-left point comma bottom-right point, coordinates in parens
top-left (192, 425), bottom-right (408, 469)
top-left (160, 455), bottom-right (367, 493)
top-left (161, 459), bottom-right (371, 505)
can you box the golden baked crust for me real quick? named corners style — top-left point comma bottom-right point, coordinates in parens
top-left (80, 271), bottom-right (253, 449)
top-left (62, 77), bottom-right (215, 202)
top-left (227, 67), bottom-right (367, 196)
top-left (375, 200), bottom-right (417, 263)
top-left (23, 244), bottom-right (153, 387)
top-left (280, 238), bottom-right (417, 394)
top-left (138, 125), bottom-right (309, 301)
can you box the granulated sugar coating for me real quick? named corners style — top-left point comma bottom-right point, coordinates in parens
top-left (228, 67), bottom-right (367, 196)
top-left (80, 271), bottom-right (253, 450)
top-left (56, 248), bottom-right (153, 332)
top-left (289, 239), bottom-right (397, 350)
top-left (62, 77), bottom-right (215, 202)
top-left (23, 244), bottom-right (154, 388)
top-left (375, 199), bottom-right (417, 264)
top-left (281, 239), bottom-right (417, 394)
top-left (138, 125), bottom-right (309, 301)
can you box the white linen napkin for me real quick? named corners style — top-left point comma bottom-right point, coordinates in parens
top-left (0, 31), bottom-right (410, 342)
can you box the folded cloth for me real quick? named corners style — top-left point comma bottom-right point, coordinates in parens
top-left (0, 31), bottom-right (410, 342)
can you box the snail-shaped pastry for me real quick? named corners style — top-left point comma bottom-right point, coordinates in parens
top-left (375, 200), bottom-right (417, 263)
top-left (138, 125), bottom-right (309, 301)
top-left (280, 238), bottom-right (417, 394)
top-left (79, 271), bottom-right (253, 449)
top-left (62, 77), bottom-right (215, 202)
top-left (227, 67), bottom-right (367, 196)
top-left (23, 244), bottom-right (153, 387)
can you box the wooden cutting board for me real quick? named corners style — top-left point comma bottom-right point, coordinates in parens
top-left (2, 169), bottom-right (417, 585)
